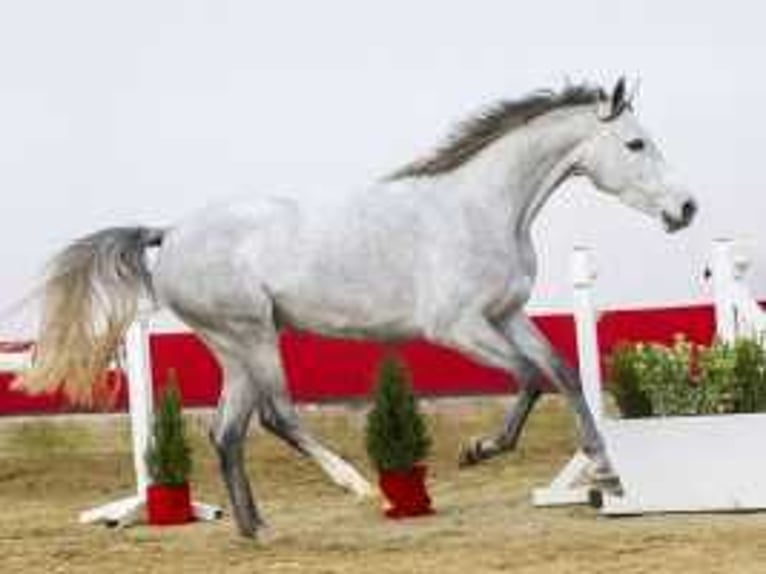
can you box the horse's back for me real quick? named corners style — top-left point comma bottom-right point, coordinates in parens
top-left (152, 186), bottom-right (432, 339)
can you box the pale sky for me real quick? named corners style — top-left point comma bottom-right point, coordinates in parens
top-left (1, 0), bottom-right (765, 336)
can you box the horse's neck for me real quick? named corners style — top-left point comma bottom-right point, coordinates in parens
top-left (446, 107), bottom-right (597, 235)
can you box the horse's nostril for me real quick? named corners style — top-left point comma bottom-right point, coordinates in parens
top-left (681, 200), bottom-right (697, 222)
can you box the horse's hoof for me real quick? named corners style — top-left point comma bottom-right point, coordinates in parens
top-left (586, 467), bottom-right (624, 496)
top-left (352, 483), bottom-right (377, 502)
top-left (584, 456), bottom-right (624, 496)
top-left (594, 474), bottom-right (624, 497)
top-left (588, 488), bottom-right (604, 508)
top-left (458, 440), bottom-right (487, 468)
top-left (353, 480), bottom-right (375, 500)
top-left (236, 527), bottom-right (258, 539)
top-left (235, 516), bottom-right (267, 540)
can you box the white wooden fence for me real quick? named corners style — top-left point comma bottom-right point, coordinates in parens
top-left (534, 238), bottom-right (766, 514)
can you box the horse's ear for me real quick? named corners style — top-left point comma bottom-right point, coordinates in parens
top-left (611, 77), bottom-right (627, 115)
top-left (599, 77), bottom-right (628, 121)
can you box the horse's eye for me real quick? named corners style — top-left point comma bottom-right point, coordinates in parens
top-left (626, 138), bottom-right (645, 152)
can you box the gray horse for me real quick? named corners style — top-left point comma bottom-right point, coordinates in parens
top-left (16, 78), bottom-right (696, 537)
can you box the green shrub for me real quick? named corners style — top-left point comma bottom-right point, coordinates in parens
top-left (695, 339), bottom-right (736, 414)
top-left (608, 343), bottom-right (654, 418)
top-left (145, 370), bottom-right (192, 486)
top-left (608, 336), bottom-right (766, 418)
top-left (731, 337), bottom-right (766, 412)
top-left (365, 354), bottom-right (431, 471)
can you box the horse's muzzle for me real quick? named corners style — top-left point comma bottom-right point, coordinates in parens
top-left (662, 198), bottom-right (697, 233)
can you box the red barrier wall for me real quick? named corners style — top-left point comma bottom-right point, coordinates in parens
top-left (0, 304), bottom-right (716, 415)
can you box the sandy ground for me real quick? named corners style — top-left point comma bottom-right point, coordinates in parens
top-left (2, 397), bottom-right (766, 574)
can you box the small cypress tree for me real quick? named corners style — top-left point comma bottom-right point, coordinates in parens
top-left (365, 354), bottom-right (431, 471)
top-left (145, 370), bottom-right (192, 486)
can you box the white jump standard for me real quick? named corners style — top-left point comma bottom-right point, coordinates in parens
top-left (79, 315), bottom-right (222, 528)
top-left (535, 240), bottom-right (766, 514)
top-left (532, 247), bottom-right (608, 507)
top-left (0, 315), bottom-right (222, 526)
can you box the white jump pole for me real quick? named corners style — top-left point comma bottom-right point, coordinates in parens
top-left (571, 247), bottom-right (604, 427)
top-left (0, 321), bottom-right (161, 524)
top-left (78, 317), bottom-right (151, 526)
top-left (125, 313), bottom-right (153, 499)
top-left (712, 238), bottom-right (766, 341)
top-left (532, 246), bottom-right (602, 506)
top-left (712, 239), bottom-right (738, 342)
top-left (80, 314), bottom-right (221, 527)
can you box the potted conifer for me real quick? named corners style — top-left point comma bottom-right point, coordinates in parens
top-left (145, 371), bottom-right (194, 525)
top-left (365, 354), bottom-right (433, 518)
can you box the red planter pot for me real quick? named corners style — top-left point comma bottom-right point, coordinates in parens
top-left (146, 483), bottom-right (193, 526)
top-left (378, 465), bottom-right (434, 519)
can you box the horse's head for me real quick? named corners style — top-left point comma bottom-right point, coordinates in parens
top-left (574, 78), bottom-right (697, 233)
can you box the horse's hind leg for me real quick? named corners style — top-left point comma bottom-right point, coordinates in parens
top-left (175, 310), bottom-right (269, 538)
top-left (253, 354), bottom-right (373, 498)
top-left (205, 342), bottom-right (264, 537)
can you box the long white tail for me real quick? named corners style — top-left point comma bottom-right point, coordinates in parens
top-left (13, 226), bottom-right (164, 405)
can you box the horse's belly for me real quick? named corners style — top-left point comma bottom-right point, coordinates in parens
top-left (272, 289), bottom-right (420, 341)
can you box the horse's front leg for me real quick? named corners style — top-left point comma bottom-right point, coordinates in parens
top-left (458, 364), bottom-right (542, 467)
top-left (502, 313), bottom-right (620, 492)
top-left (439, 311), bottom-right (619, 491)
top-left (435, 314), bottom-right (543, 467)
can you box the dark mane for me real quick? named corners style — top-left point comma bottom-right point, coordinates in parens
top-left (387, 83), bottom-right (606, 180)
